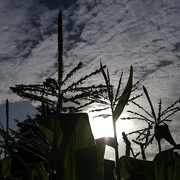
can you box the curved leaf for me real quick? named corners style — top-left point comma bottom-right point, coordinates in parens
top-left (143, 86), bottom-right (156, 122)
top-left (113, 66), bottom-right (133, 122)
top-left (28, 164), bottom-right (49, 180)
top-left (153, 149), bottom-right (175, 180)
top-left (37, 113), bottom-right (105, 179)
top-left (0, 156), bottom-right (12, 178)
top-left (118, 155), bottom-right (154, 180)
top-left (55, 113), bottom-right (100, 179)
top-left (174, 152), bottom-right (180, 180)
top-left (155, 124), bottom-right (176, 147)
top-left (37, 123), bottom-right (54, 144)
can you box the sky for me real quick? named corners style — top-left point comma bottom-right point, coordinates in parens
top-left (0, 0), bottom-right (180, 160)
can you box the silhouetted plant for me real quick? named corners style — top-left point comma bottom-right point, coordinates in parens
top-left (10, 11), bottom-right (107, 114)
top-left (1, 10), bottom-right (108, 180)
top-left (92, 63), bottom-right (142, 180)
top-left (121, 85), bottom-right (180, 159)
top-left (1, 9), bottom-right (180, 180)
top-left (0, 99), bottom-right (12, 159)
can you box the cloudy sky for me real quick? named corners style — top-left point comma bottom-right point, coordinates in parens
top-left (0, 0), bottom-right (180, 160)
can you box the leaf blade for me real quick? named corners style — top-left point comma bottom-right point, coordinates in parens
top-left (113, 66), bottom-right (133, 122)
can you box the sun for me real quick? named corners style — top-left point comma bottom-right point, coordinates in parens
top-left (89, 111), bottom-right (134, 140)
top-left (90, 116), bottom-right (114, 139)
top-left (88, 109), bottom-right (134, 161)
top-left (115, 114), bottom-right (134, 139)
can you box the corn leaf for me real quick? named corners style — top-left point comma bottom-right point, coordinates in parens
top-left (118, 155), bottom-right (154, 180)
top-left (153, 149), bottom-right (175, 180)
top-left (155, 124), bottom-right (176, 147)
top-left (0, 156), bottom-right (12, 178)
top-left (113, 66), bottom-right (133, 122)
top-left (38, 113), bottom-right (104, 180)
top-left (174, 152), bottom-right (180, 180)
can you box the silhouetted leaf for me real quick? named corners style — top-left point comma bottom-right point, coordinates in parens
top-left (28, 164), bottom-right (49, 180)
top-left (37, 113), bottom-right (104, 180)
top-left (96, 144), bottom-right (105, 179)
top-left (37, 124), bottom-right (54, 144)
top-left (37, 117), bottom-right (55, 144)
top-left (174, 152), bottom-right (180, 180)
top-left (76, 147), bottom-right (98, 180)
top-left (0, 156), bottom-right (12, 178)
top-left (155, 124), bottom-right (176, 147)
top-left (113, 66), bottom-right (133, 122)
top-left (153, 149), bottom-right (175, 180)
top-left (143, 86), bottom-right (157, 122)
top-left (118, 155), bottom-right (154, 180)
top-left (56, 113), bottom-right (99, 180)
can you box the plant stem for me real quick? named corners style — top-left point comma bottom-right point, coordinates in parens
top-left (158, 140), bottom-right (162, 152)
top-left (5, 99), bottom-right (9, 158)
top-left (122, 132), bottom-right (131, 156)
top-left (58, 11), bottom-right (63, 113)
top-left (112, 107), bottom-right (121, 180)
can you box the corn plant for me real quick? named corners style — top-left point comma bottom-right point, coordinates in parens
top-left (92, 63), bottom-right (143, 180)
top-left (118, 86), bottom-right (180, 180)
top-left (1, 11), bottom-right (108, 179)
top-left (10, 11), bottom-right (107, 114)
top-left (1, 9), bottom-right (180, 180)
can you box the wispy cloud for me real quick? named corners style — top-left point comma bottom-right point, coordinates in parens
top-left (61, 0), bottom-right (180, 159)
top-left (1, 0), bottom-right (179, 103)
top-left (0, 0), bottom-right (180, 159)
top-left (0, 0), bottom-right (60, 102)
top-left (62, 0), bottom-right (180, 101)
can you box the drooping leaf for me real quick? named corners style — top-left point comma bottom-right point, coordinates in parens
top-left (174, 152), bottom-right (180, 180)
top-left (38, 113), bottom-right (103, 180)
top-left (153, 149), bottom-right (175, 180)
top-left (96, 144), bottom-right (105, 179)
top-left (49, 115), bottom-right (63, 171)
top-left (37, 115), bottom-right (64, 171)
top-left (28, 164), bottom-right (49, 180)
top-left (33, 164), bottom-right (49, 180)
top-left (118, 155), bottom-right (154, 180)
top-left (113, 66), bottom-right (133, 122)
top-left (0, 156), bottom-right (12, 178)
top-left (155, 124), bottom-right (176, 147)
top-left (55, 113), bottom-right (99, 180)
top-left (76, 147), bottom-right (98, 180)
top-left (37, 123), bottom-right (54, 144)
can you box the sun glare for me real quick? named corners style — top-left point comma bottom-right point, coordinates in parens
top-left (89, 110), bottom-right (134, 160)
top-left (89, 110), bottom-right (134, 140)
top-left (116, 113), bottom-right (134, 137)
top-left (90, 116), bottom-right (114, 139)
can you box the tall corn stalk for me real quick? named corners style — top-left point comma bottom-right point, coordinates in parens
top-left (10, 11), bottom-right (107, 114)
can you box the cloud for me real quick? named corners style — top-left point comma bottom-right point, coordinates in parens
top-left (1, 0), bottom-right (179, 102)
top-left (0, 0), bottom-right (180, 160)
top-left (62, 0), bottom-right (180, 102)
top-left (0, 0), bottom-right (60, 103)
top-left (61, 0), bottom-right (180, 159)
